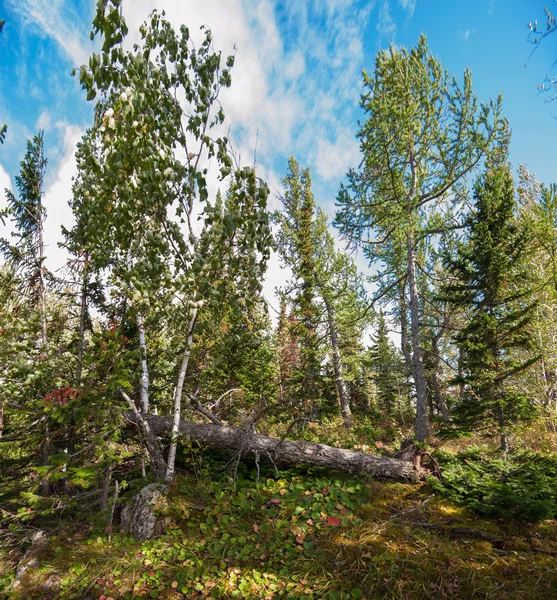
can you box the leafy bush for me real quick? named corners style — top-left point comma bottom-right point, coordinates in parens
top-left (432, 448), bottom-right (557, 521)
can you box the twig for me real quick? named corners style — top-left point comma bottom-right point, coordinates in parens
top-left (408, 522), bottom-right (557, 556)
top-left (360, 494), bottom-right (435, 540)
top-left (186, 393), bottom-right (222, 426)
top-left (207, 388), bottom-right (241, 411)
top-left (108, 480), bottom-right (119, 543)
top-left (266, 451), bottom-right (279, 477)
top-left (254, 451), bottom-right (260, 485)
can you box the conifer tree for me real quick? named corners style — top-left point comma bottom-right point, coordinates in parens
top-left (1, 132), bottom-right (48, 348)
top-left (276, 294), bottom-right (299, 405)
top-left (370, 311), bottom-right (411, 421)
top-left (275, 157), bottom-right (370, 427)
top-left (444, 160), bottom-right (539, 450)
top-left (336, 35), bottom-right (505, 441)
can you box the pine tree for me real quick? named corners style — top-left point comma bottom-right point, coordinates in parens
top-left (444, 161), bottom-right (539, 450)
top-left (336, 35), bottom-right (505, 441)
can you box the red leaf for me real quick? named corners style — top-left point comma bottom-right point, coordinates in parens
top-left (327, 515), bottom-right (342, 527)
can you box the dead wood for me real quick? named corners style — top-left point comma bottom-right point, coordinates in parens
top-left (126, 413), bottom-right (423, 483)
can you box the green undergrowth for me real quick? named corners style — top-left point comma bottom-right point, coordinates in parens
top-left (432, 447), bottom-right (557, 521)
top-left (2, 453), bottom-right (557, 600)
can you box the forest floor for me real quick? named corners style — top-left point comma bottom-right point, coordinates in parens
top-left (1, 420), bottom-right (557, 599)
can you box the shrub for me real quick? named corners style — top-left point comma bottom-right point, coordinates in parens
top-left (432, 448), bottom-right (557, 521)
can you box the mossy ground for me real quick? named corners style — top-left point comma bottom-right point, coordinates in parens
top-left (1, 420), bottom-right (557, 599)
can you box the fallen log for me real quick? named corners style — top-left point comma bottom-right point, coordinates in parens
top-left (127, 413), bottom-right (422, 483)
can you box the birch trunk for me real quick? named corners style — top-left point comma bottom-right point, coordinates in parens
top-left (165, 307), bottom-right (198, 483)
top-left (136, 312), bottom-right (150, 414)
top-left (121, 390), bottom-right (167, 480)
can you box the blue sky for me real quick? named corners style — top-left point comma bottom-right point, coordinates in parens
top-left (0, 0), bottom-right (555, 302)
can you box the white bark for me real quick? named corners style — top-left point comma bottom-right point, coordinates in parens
top-left (165, 307), bottom-right (198, 483)
top-left (136, 312), bottom-right (150, 414)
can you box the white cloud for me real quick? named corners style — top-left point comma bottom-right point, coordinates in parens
top-left (284, 52), bottom-right (306, 82)
top-left (42, 125), bottom-right (82, 275)
top-left (5, 0), bottom-right (90, 66)
top-left (377, 0), bottom-right (397, 39)
top-left (398, 0), bottom-right (416, 19)
top-left (35, 110), bottom-right (52, 132)
top-left (311, 131), bottom-right (360, 182)
top-left (459, 29), bottom-right (474, 42)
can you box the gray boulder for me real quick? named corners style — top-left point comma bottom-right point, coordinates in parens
top-left (120, 483), bottom-right (168, 541)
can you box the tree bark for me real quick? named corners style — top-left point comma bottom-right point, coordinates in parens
top-left (406, 229), bottom-right (429, 442)
top-left (38, 204), bottom-right (47, 350)
top-left (399, 288), bottom-right (415, 380)
top-left (165, 307), bottom-right (197, 482)
top-left (128, 413), bottom-right (422, 483)
top-left (323, 297), bottom-right (352, 429)
top-left (121, 390), bottom-right (167, 481)
top-left (76, 265), bottom-right (88, 385)
top-left (136, 312), bottom-right (150, 414)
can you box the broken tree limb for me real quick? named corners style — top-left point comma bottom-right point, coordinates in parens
top-left (126, 413), bottom-right (423, 483)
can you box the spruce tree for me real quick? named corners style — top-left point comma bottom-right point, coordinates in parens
top-left (1, 132), bottom-right (48, 347)
top-left (444, 161), bottom-right (539, 450)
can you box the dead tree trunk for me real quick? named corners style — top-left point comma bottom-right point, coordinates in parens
top-left (127, 413), bottom-right (422, 483)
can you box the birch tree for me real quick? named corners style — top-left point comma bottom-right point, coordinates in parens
top-left (70, 0), bottom-right (271, 481)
